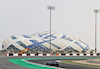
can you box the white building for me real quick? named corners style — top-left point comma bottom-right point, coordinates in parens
top-left (2, 31), bottom-right (90, 53)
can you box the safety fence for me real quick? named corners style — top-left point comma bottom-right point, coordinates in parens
top-left (5, 53), bottom-right (100, 56)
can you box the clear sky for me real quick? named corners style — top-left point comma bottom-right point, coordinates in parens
top-left (0, 0), bottom-right (100, 52)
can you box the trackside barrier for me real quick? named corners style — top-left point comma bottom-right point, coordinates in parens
top-left (5, 53), bottom-right (100, 56)
top-left (35, 53), bottom-right (38, 56)
top-left (5, 54), bottom-right (9, 56)
top-left (13, 54), bottom-right (18, 56)
top-left (80, 54), bottom-right (83, 56)
top-left (66, 54), bottom-right (70, 56)
top-left (84, 54), bottom-right (86, 56)
top-left (46, 54), bottom-right (51, 56)
top-left (73, 54), bottom-right (77, 56)
top-left (27, 54), bottom-right (30, 56)
top-left (9, 54), bottom-right (13, 56)
top-left (56, 54), bottom-right (61, 56)
top-left (22, 54), bottom-right (27, 56)
top-left (87, 54), bottom-right (90, 56)
top-left (93, 54), bottom-right (97, 56)
top-left (61, 54), bottom-right (65, 55)
top-left (18, 54), bottom-right (22, 56)
top-left (97, 54), bottom-right (100, 56)
top-left (38, 54), bottom-right (43, 56)
top-left (30, 54), bottom-right (35, 56)
top-left (43, 54), bottom-right (46, 56)
top-left (70, 54), bottom-right (73, 56)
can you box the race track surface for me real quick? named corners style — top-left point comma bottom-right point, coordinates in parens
top-left (0, 56), bottom-right (100, 69)
top-left (0, 56), bottom-right (31, 69)
top-left (27, 59), bottom-right (100, 69)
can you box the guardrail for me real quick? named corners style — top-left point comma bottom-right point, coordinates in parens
top-left (5, 53), bottom-right (100, 56)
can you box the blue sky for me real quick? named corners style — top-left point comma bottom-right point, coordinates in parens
top-left (0, 0), bottom-right (100, 52)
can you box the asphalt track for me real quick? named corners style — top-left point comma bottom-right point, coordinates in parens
top-left (0, 56), bottom-right (32, 69)
top-left (27, 59), bottom-right (100, 69)
top-left (0, 56), bottom-right (100, 69)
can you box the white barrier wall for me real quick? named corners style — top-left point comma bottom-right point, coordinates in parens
top-left (13, 54), bottom-right (18, 56)
top-left (47, 54), bottom-right (51, 56)
top-left (59, 54), bottom-right (61, 56)
top-left (30, 54), bottom-right (35, 56)
top-left (5, 53), bottom-right (100, 56)
top-left (66, 54), bottom-right (69, 56)
top-left (38, 54), bottom-right (43, 56)
top-left (93, 54), bottom-right (97, 56)
top-left (87, 54), bottom-right (90, 56)
top-left (22, 54), bottom-right (27, 56)
top-left (73, 54), bottom-right (77, 56)
top-left (80, 54), bottom-right (83, 56)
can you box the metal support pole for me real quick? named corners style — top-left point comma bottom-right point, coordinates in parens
top-left (50, 9), bottom-right (51, 53)
top-left (94, 9), bottom-right (100, 53)
top-left (47, 6), bottom-right (55, 53)
top-left (95, 12), bottom-right (97, 53)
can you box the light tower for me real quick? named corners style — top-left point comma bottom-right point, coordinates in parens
top-left (47, 6), bottom-right (55, 53)
top-left (94, 9), bottom-right (100, 53)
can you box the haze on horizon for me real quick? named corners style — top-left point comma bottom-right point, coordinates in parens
top-left (0, 0), bottom-right (100, 52)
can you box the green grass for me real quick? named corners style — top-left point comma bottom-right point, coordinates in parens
top-left (61, 60), bottom-right (100, 68)
top-left (8, 58), bottom-right (56, 69)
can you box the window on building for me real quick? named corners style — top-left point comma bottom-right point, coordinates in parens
top-left (17, 41), bottom-right (26, 47)
top-left (11, 36), bottom-right (17, 39)
top-left (23, 35), bottom-right (31, 38)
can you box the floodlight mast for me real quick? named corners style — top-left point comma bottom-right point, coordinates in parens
top-left (47, 6), bottom-right (55, 53)
top-left (94, 9), bottom-right (100, 53)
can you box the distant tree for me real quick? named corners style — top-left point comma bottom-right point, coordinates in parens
top-left (90, 50), bottom-right (94, 54)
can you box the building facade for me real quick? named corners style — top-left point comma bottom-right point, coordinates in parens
top-left (2, 31), bottom-right (90, 53)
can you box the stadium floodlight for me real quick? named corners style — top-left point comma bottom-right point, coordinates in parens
top-left (47, 6), bottom-right (55, 53)
top-left (93, 9), bottom-right (100, 53)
